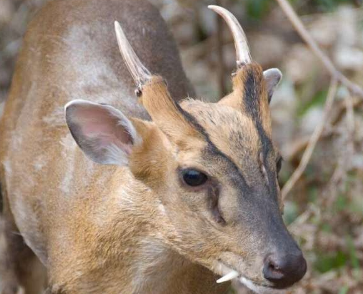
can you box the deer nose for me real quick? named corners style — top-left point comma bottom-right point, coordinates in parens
top-left (263, 251), bottom-right (307, 288)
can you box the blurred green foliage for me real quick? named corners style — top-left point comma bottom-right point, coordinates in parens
top-left (339, 286), bottom-right (349, 294)
top-left (246, 0), bottom-right (272, 19)
top-left (311, 0), bottom-right (357, 11)
top-left (314, 250), bottom-right (348, 273)
top-left (314, 235), bottom-right (361, 273)
top-left (283, 201), bottom-right (299, 225)
top-left (297, 89), bottom-right (328, 117)
top-left (239, 0), bottom-right (358, 19)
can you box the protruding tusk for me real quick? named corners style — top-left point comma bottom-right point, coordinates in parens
top-left (114, 21), bottom-right (152, 89)
top-left (216, 270), bottom-right (239, 283)
top-left (208, 5), bottom-right (252, 68)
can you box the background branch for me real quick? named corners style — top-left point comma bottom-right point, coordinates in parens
top-left (274, 0), bottom-right (363, 98)
top-left (281, 78), bottom-right (339, 200)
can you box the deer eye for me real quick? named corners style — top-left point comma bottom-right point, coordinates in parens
top-left (182, 169), bottom-right (208, 187)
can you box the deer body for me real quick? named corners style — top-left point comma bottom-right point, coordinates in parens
top-left (0, 0), bottom-right (208, 293)
top-left (0, 1), bottom-right (306, 294)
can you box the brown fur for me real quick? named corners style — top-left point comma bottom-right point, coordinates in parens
top-left (0, 1), bottom-right (301, 294)
top-left (219, 63), bottom-right (271, 136)
top-left (140, 77), bottom-right (203, 142)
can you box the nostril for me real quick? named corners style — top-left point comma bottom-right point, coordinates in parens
top-left (263, 252), bottom-right (307, 289)
top-left (263, 255), bottom-right (284, 281)
top-left (266, 258), bottom-right (284, 279)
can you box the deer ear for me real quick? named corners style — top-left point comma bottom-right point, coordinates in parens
top-left (264, 68), bottom-right (282, 103)
top-left (65, 100), bottom-right (142, 166)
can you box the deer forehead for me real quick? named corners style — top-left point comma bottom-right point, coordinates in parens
top-left (180, 100), bottom-right (265, 160)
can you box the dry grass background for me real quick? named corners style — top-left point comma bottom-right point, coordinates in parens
top-left (0, 0), bottom-right (362, 293)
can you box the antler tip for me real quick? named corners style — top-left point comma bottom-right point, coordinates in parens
top-left (207, 4), bottom-right (252, 66)
top-left (208, 5), bottom-right (223, 12)
top-left (114, 21), bottom-right (120, 32)
top-left (114, 19), bottom-right (152, 88)
top-left (114, 20), bottom-right (124, 46)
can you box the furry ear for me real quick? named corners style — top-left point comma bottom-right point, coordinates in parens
top-left (263, 68), bottom-right (282, 103)
top-left (65, 100), bottom-right (142, 165)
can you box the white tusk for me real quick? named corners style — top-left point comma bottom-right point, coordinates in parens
top-left (216, 270), bottom-right (239, 283)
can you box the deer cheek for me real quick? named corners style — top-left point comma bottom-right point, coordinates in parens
top-left (207, 186), bottom-right (226, 226)
top-left (129, 144), bottom-right (171, 190)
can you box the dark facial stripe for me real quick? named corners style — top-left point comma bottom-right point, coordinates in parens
top-left (256, 121), bottom-right (279, 198)
top-left (242, 68), bottom-right (279, 198)
top-left (243, 66), bottom-right (262, 123)
top-left (175, 104), bottom-right (250, 192)
top-left (242, 67), bottom-right (273, 155)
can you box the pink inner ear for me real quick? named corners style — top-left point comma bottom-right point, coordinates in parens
top-left (73, 104), bottom-right (133, 154)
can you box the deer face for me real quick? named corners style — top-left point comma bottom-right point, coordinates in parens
top-left (151, 69), bottom-right (306, 293)
top-left (65, 6), bottom-right (306, 293)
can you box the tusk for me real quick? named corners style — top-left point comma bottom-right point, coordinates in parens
top-left (216, 270), bottom-right (239, 283)
top-left (114, 21), bottom-right (152, 89)
top-left (208, 5), bottom-right (251, 67)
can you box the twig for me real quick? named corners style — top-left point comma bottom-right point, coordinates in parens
top-left (344, 93), bottom-right (356, 173)
top-left (283, 97), bottom-right (362, 162)
top-left (281, 78), bottom-right (339, 200)
top-left (331, 96), bottom-right (362, 125)
top-left (345, 95), bottom-right (355, 138)
top-left (274, 0), bottom-right (363, 98)
top-left (288, 203), bottom-right (317, 229)
top-left (321, 94), bottom-right (356, 204)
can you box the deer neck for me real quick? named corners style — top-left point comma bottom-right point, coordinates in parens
top-left (123, 236), bottom-right (227, 294)
top-left (95, 173), bottom-right (228, 294)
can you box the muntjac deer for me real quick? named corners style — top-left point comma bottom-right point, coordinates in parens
top-left (0, 0), bottom-right (307, 293)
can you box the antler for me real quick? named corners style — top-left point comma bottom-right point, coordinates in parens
top-left (208, 5), bottom-right (252, 68)
top-left (114, 21), bottom-right (200, 141)
top-left (114, 21), bottom-right (152, 90)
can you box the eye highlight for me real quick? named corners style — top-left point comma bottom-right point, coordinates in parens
top-left (181, 169), bottom-right (208, 187)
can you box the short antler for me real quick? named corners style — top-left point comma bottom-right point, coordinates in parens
top-left (208, 5), bottom-right (251, 68)
top-left (114, 21), bottom-right (200, 141)
top-left (114, 21), bottom-right (152, 90)
top-left (210, 6), bottom-right (274, 123)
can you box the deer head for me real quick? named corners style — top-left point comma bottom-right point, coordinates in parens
top-left (65, 6), bottom-right (306, 293)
